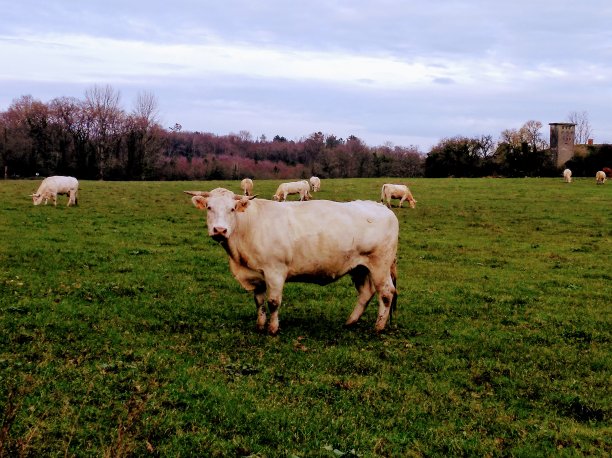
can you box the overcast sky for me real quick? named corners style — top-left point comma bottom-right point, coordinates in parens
top-left (2, 1), bottom-right (611, 150)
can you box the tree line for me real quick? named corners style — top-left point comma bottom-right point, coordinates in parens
top-left (0, 86), bottom-right (422, 181)
top-left (0, 86), bottom-right (605, 180)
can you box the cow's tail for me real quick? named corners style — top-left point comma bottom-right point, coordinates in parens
top-left (380, 184), bottom-right (386, 203)
top-left (389, 258), bottom-right (398, 325)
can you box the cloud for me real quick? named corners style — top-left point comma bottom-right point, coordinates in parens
top-left (4, 30), bottom-right (598, 93)
top-left (2, 1), bottom-right (612, 148)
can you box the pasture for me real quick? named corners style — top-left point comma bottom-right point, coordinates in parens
top-left (1, 177), bottom-right (610, 457)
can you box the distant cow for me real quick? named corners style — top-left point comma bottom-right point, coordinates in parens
top-left (381, 184), bottom-right (417, 208)
top-left (603, 167), bottom-right (612, 178)
top-left (240, 178), bottom-right (254, 196)
top-left (309, 176), bottom-right (321, 192)
top-left (273, 180), bottom-right (312, 202)
top-left (595, 170), bottom-right (606, 184)
top-left (185, 189), bottom-right (399, 335)
top-left (563, 168), bottom-right (572, 183)
top-left (31, 176), bottom-right (79, 206)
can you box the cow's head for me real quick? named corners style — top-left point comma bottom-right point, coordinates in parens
top-left (185, 189), bottom-right (255, 241)
top-left (31, 193), bottom-right (44, 205)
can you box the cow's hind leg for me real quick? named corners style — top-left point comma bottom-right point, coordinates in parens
top-left (346, 266), bottom-right (375, 327)
top-left (371, 264), bottom-right (397, 332)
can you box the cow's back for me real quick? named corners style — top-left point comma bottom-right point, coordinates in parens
top-left (41, 176), bottom-right (78, 192)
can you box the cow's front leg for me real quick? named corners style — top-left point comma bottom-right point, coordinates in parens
top-left (265, 275), bottom-right (286, 335)
top-left (254, 285), bottom-right (267, 332)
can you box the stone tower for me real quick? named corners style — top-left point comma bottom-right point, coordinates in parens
top-left (549, 123), bottom-right (575, 167)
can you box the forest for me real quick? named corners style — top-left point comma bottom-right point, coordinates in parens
top-left (1, 86), bottom-right (608, 180)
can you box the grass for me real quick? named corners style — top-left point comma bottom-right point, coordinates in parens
top-left (1, 177), bottom-right (610, 457)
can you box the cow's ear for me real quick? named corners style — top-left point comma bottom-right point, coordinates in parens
top-left (184, 190), bottom-right (209, 197)
top-left (235, 195), bottom-right (255, 212)
top-left (191, 196), bottom-right (208, 210)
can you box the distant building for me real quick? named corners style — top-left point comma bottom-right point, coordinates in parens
top-left (549, 123), bottom-right (576, 167)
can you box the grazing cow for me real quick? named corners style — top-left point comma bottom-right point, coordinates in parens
top-left (381, 183), bottom-right (417, 208)
top-left (563, 168), bottom-right (572, 183)
top-left (273, 180), bottom-right (312, 202)
top-left (31, 176), bottom-right (79, 206)
top-left (309, 176), bottom-right (321, 192)
top-left (240, 178), bottom-right (254, 196)
top-left (185, 189), bottom-right (399, 335)
top-left (603, 167), bottom-right (612, 178)
top-left (595, 170), bottom-right (606, 184)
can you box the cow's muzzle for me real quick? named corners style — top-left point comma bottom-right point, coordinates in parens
top-left (211, 226), bottom-right (229, 241)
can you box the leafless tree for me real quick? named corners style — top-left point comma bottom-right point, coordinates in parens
top-left (133, 91), bottom-right (159, 125)
top-left (127, 91), bottom-right (163, 178)
top-left (502, 121), bottom-right (548, 151)
top-left (567, 111), bottom-right (593, 144)
top-left (84, 85), bottom-right (125, 179)
top-left (520, 120), bottom-right (548, 151)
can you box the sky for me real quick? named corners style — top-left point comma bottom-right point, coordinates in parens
top-left (1, 0), bottom-right (612, 151)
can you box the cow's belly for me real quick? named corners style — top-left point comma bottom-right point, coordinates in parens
top-left (286, 271), bottom-right (348, 286)
top-left (285, 253), bottom-right (363, 285)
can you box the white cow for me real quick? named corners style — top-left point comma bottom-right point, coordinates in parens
top-left (596, 170), bottom-right (606, 184)
top-left (381, 183), bottom-right (417, 209)
top-left (240, 178), bottom-right (254, 196)
top-left (309, 176), bottom-right (321, 192)
top-left (563, 168), bottom-right (572, 183)
top-left (273, 180), bottom-right (312, 202)
top-left (185, 189), bottom-right (399, 335)
top-left (31, 176), bottom-right (79, 206)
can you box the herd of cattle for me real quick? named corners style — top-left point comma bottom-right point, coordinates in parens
top-left (29, 170), bottom-right (607, 334)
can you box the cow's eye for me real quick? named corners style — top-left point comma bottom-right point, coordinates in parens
top-left (207, 206), bottom-right (211, 210)
top-left (230, 207), bottom-right (236, 212)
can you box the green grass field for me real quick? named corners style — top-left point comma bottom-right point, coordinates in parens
top-left (1, 178), bottom-right (610, 457)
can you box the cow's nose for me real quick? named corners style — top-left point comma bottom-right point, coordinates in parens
top-left (213, 226), bottom-right (228, 236)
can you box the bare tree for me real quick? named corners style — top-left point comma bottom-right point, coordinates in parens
top-left (477, 134), bottom-right (496, 158)
top-left (567, 111), bottom-right (592, 144)
top-left (237, 130), bottom-right (253, 142)
top-left (520, 120), bottom-right (548, 151)
top-left (133, 91), bottom-right (159, 125)
top-left (501, 121), bottom-right (547, 151)
top-left (127, 91), bottom-right (163, 178)
top-left (3, 95), bottom-right (51, 175)
top-left (84, 85), bottom-right (124, 179)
